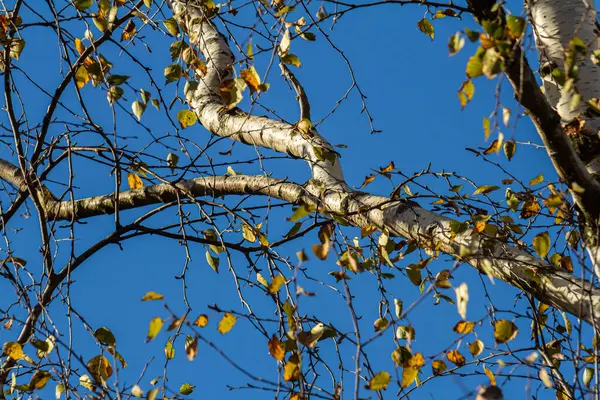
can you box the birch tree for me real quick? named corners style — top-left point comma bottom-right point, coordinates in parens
top-left (1, 0), bottom-right (600, 398)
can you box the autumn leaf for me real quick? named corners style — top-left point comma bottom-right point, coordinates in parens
top-left (127, 172), bottom-right (143, 189)
top-left (3, 342), bottom-right (24, 360)
top-left (217, 312), bottom-right (236, 334)
top-left (185, 336), bottom-right (198, 361)
top-left (469, 339), bottom-right (484, 357)
top-left (177, 109), bottom-right (197, 129)
top-left (446, 349), bottom-right (466, 366)
top-left (284, 354), bottom-right (301, 381)
top-left (494, 319), bottom-right (518, 344)
top-left (141, 291), bottom-right (164, 301)
top-left (268, 335), bottom-right (285, 361)
top-left (367, 371), bottom-right (391, 391)
top-left (417, 18), bottom-right (434, 40)
top-left (146, 317), bottom-right (163, 342)
top-left (268, 275), bottom-right (286, 294)
top-left (452, 320), bottom-right (475, 334)
top-left (194, 314), bottom-right (208, 327)
top-left (87, 355), bottom-right (113, 382)
top-left (431, 359), bottom-right (447, 375)
top-left (400, 353), bottom-right (424, 388)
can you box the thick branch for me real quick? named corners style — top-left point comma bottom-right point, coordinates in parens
top-left (168, 0), bottom-right (345, 188)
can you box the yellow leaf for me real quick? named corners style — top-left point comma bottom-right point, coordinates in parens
top-left (469, 339), bottom-right (484, 357)
top-left (217, 312), bottom-right (236, 334)
top-left (484, 366), bottom-right (496, 386)
top-left (3, 342), bottom-right (24, 360)
top-left (146, 317), bottom-right (163, 342)
top-left (29, 370), bottom-right (51, 390)
top-left (400, 353), bottom-right (424, 387)
top-left (284, 354), bottom-right (301, 381)
top-left (193, 314), bottom-right (208, 327)
top-left (141, 291), bottom-right (164, 301)
top-left (446, 350), bottom-right (465, 366)
top-left (240, 66), bottom-right (266, 93)
top-left (164, 340), bottom-right (175, 359)
top-left (360, 174), bottom-right (376, 189)
top-left (494, 319), bottom-right (518, 344)
top-left (87, 355), bottom-right (113, 382)
top-left (529, 173), bottom-right (544, 186)
top-left (312, 242), bottom-right (330, 260)
top-left (374, 318), bottom-right (389, 332)
top-left (431, 359), bottom-right (447, 375)
top-left (483, 137), bottom-right (503, 154)
top-left (533, 231), bottom-right (550, 258)
top-left (268, 335), bottom-right (285, 361)
top-left (75, 65), bottom-right (90, 89)
top-left (452, 320), bottom-right (475, 334)
top-left (177, 109), bottom-right (197, 129)
top-left (75, 38), bottom-right (85, 55)
top-left (520, 197), bottom-right (541, 219)
top-left (367, 371), bottom-right (391, 391)
top-left (268, 275), bottom-right (286, 294)
top-left (242, 224), bottom-right (257, 242)
top-left (121, 20), bottom-right (136, 41)
top-left (127, 172), bottom-right (143, 189)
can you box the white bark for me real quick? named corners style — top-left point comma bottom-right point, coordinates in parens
top-left (529, 0), bottom-right (600, 124)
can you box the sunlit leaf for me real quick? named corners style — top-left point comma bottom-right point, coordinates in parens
top-left (268, 335), bottom-right (285, 361)
top-left (452, 320), bottom-right (475, 334)
top-left (446, 350), bottom-right (465, 366)
top-left (417, 18), bottom-right (434, 40)
top-left (431, 359), bottom-right (447, 375)
top-left (146, 317), bottom-right (163, 342)
top-left (185, 336), bottom-right (198, 361)
top-left (127, 172), bottom-right (143, 190)
top-left (367, 371), bottom-right (391, 391)
top-left (284, 354), bottom-right (301, 381)
top-left (217, 312), bottom-right (236, 334)
top-left (533, 231), bottom-right (550, 258)
top-left (179, 383), bottom-right (195, 395)
top-left (177, 109), bottom-right (197, 129)
top-left (94, 327), bottom-right (116, 346)
top-left (87, 355), bottom-right (113, 382)
top-left (455, 283), bottom-right (468, 320)
top-left (494, 319), bottom-right (518, 344)
top-left (469, 339), bottom-right (484, 357)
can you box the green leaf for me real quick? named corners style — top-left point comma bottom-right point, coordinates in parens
top-left (162, 18), bottom-right (180, 36)
top-left (533, 231), bottom-right (550, 258)
top-left (473, 185), bottom-right (499, 195)
top-left (94, 327), bottom-right (116, 346)
top-left (466, 54), bottom-right (483, 78)
top-left (417, 18), bottom-right (434, 40)
top-left (206, 251), bottom-right (219, 273)
top-left (506, 15), bottom-right (525, 39)
top-left (106, 74), bottom-right (130, 85)
top-left (74, 0), bottom-right (93, 11)
top-left (177, 109), bottom-right (197, 129)
top-left (180, 383), bottom-right (195, 395)
top-left (275, 5), bottom-right (295, 16)
top-left (107, 86), bottom-right (123, 105)
top-left (132, 100), bottom-right (146, 121)
top-left (280, 53), bottom-right (301, 67)
top-left (287, 204), bottom-right (316, 222)
top-left (483, 117), bottom-right (491, 140)
top-left (164, 63), bottom-right (182, 84)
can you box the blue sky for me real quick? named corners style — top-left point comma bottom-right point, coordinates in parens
top-left (0, 0), bottom-right (591, 399)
